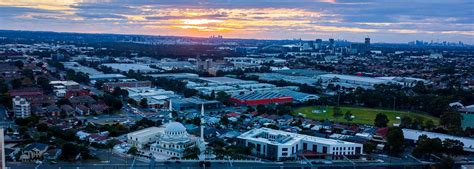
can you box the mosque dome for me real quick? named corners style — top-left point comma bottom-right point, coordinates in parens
top-left (165, 122), bottom-right (187, 135)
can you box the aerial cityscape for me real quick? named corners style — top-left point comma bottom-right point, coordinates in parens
top-left (0, 0), bottom-right (473, 169)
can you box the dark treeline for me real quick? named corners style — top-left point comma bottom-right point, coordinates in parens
top-left (337, 84), bottom-right (474, 117)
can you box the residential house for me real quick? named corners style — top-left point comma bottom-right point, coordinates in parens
top-left (46, 105), bottom-right (61, 117)
top-left (45, 148), bottom-right (62, 161)
top-left (5, 148), bottom-right (20, 161)
top-left (60, 105), bottom-right (75, 117)
top-left (70, 95), bottom-right (96, 106)
top-left (19, 143), bottom-right (49, 161)
top-left (90, 104), bottom-right (108, 114)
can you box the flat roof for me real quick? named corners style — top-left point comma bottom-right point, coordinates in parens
top-left (102, 63), bottom-right (159, 72)
top-left (63, 62), bottom-right (103, 75)
top-left (127, 126), bottom-right (165, 138)
top-left (199, 77), bottom-right (253, 84)
top-left (89, 74), bottom-right (127, 79)
top-left (239, 128), bottom-right (361, 146)
top-left (318, 74), bottom-right (389, 84)
top-left (232, 92), bottom-right (290, 101)
top-left (148, 73), bottom-right (199, 79)
top-left (402, 129), bottom-right (474, 152)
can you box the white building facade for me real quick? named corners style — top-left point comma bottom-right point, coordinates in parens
top-left (13, 96), bottom-right (31, 118)
top-left (237, 128), bottom-right (363, 161)
top-left (150, 122), bottom-right (196, 159)
top-left (127, 127), bottom-right (165, 149)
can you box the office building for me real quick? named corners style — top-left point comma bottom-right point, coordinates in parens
top-left (103, 81), bottom-right (152, 92)
top-left (237, 128), bottom-right (363, 161)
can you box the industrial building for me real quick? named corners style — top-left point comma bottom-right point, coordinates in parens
top-left (101, 63), bottom-right (160, 73)
top-left (316, 74), bottom-right (391, 89)
top-left (237, 128), bottom-right (363, 161)
top-left (170, 97), bottom-right (222, 111)
top-left (249, 73), bottom-right (320, 86)
top-left (402, 129), bottom-right (474, 152)
top-left (127, 87), bottom-right (178, 109)
top-left (148, 73), bottom-right (199, 79)
top-left (89, 74), bottom-right (127, 81)
top-left (186, 76), bottom-right (298, 96)
top-left (229, 92), bottom-right (293, 106)
top-left (103, 81), bottom-right (152, 92)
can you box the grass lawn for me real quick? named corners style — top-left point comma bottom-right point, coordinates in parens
top-left (293, 106), bottom-right (439, 126)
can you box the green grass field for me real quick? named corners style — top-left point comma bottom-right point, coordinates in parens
top-left (293, 106), bottom-right (439, 126)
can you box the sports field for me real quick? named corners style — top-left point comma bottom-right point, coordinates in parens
top-left (293, 106), bottom-right (439, 126)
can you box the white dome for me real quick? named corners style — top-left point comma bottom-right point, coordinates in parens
top-left (165, 122), bottom-right (186, 133)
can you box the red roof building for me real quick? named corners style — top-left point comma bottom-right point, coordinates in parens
top-left (229, 92), bottom-right (293, 106)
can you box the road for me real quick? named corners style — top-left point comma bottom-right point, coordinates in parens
top-left (6, 160), bottom-right (436, 169)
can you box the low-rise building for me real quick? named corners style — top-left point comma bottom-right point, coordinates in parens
top-left (103, 81), bottom-right (152, 92)
top-left (127, 127), bottom-right (165, 149)
top-left (229, 92), bottom-right (293, 106)
top-left (19, 143), bottom-right (49, 162)
top-left (237, 128), bottom-right (363, 161)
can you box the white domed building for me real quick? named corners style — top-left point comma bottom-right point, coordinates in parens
top-left (150, 122), bottom-right (196, 159)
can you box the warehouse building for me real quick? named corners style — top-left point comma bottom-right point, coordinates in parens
top-left (148, 73), bottom-right (199, 79)
top-left (89, 74), bottom-right (127, 81)
top-left (229, 92), bottom-right (293, 106)
top-left (316, 74), bottom-right (391, 89)
top-left (237, 128), bottom-right (363, 161)
top-left (402, 129), bottom-right (474, 152)
top-left (103, 81), bottom-right (152, 92)
top-left (101, 63), bottom-right (160, 73)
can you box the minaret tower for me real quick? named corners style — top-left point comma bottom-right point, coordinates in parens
top-left (168, 99), bottom-right (173, 123)
top-left (200, 104), bottom-right (205, 142)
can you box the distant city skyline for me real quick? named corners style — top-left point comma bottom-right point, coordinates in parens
top-left (0, 0), bottom-right (473, 43)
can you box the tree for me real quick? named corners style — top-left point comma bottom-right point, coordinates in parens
top-left (61, 143), bottom-right (79, 161)
top-left (374, 113), bottom-right (389, 127)
top-left (400, 116), bottom-right (412, 128)
top-left (21, 69), bottom-right (34, 79)
top-left (440, 111), bottom-right (462, 131)
top-left (256, 105), bottom-right (267, 114)
top-left (36, 123), bottom-right (49, 132)
top-left (216, 91), bottom-right (232, 105)
top-left (412, 135), bottom-right (443, 158)
top-left (221, 115), bottom-right (229, 125)
top-left (183, 146), bottom-right (200, 159)
top-left (94, 80), bottom-right (105, 90)
top-left (127, 146), bottom-right (138, 156)
top-left (14, 60), bottom-right (23, 69)
top-left (344, 110), bottom-right (353, 121)
top-left (385, 127), bottom-right (404, 155)
top-left (333, 106), bottom-right (343, 118)
top-left (363, 142), bottom-right (376, 154)
top-left (442, 139), bottom-right (464, 156)
top-left (436, 156), bottom-right (454, 169)
top-left (423, 120), bottom-right (435, 130)
top-left (11, 78), bottom-right (22, 89)
top-left (183, 89), bottom-right (198, 98)
top-left (139, 98), bottom-right (148, 108)
top-left (210, 90), bottom-right (215, 99)
top-left (36, 76), bottom-right (52, 93)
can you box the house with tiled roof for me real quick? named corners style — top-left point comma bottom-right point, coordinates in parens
top-left (19, 143), bottom-right (49, 161)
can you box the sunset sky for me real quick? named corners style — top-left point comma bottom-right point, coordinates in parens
top-left (0, 0), bottom-right (473, 43)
